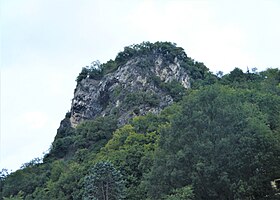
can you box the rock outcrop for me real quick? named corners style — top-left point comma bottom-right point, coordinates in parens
top-left (69, 55), bottom-right (191, 127)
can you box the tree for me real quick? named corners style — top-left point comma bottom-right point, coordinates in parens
top-left (83, 161), bottom-right (125, 200)
top-left (94, 124), bottom-right (160, 200)
top-left (164, 185), bottom-right (194, 200)
top-left (146, 85), bottom-right (280, 199)
top-left (3, 190), bottom-right (24, 200)
top-left (76, 67), bottom-right (89, 83)
top-left (90, 60), bottom-right (101, 70)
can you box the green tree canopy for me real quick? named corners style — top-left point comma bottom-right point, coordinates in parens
top-left (146, 85), bottom-right (280, 199)
top-left (83, 161), bottom-right (125, 200)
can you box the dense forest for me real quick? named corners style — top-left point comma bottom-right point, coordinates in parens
top-left (1, 42), bottom-right (280, 200)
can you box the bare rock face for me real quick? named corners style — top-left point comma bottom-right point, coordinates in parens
top-left (70, 55), bottom-right (191, 127)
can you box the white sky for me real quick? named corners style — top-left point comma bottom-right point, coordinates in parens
top-left (1, 0), bottom-right (280, 171)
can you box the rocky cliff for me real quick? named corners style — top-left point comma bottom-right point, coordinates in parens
top-left (55, 41), bottom-right (213, 135)
top-left (70, 55), bottom-right (190, 127)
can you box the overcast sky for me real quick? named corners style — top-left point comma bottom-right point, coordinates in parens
top-left (1, 0), bottom-right (280, 171)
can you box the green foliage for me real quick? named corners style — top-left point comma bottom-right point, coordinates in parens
top-left (183, 61), bottom-right (217, 88)
top-left (115, 41), bottom-right (187, 65)
top-left (76, 60), bottom-right (104, 83)
top-left (75, 116), bottom-right (118, 150)
top-left (93, 114), bottom-right (167, 200)
top-left (76, 66), bottom-right (103, 84)
top-left (98, 132), bottom-right (154, 199)
top-left (47, 161), bottom-right (84, 199)
top-left (220, 67), bottom-right (265, 89)
top-left (237, 90), bottom-right (280, 132)
top-left (48, 116), bottom-right (118, 160)
top-left (76, 67), bottom-right (89, 83)
top-left (101, 59), bottom-right (118, 74)
top-left (3, 190), bottom-right (24, 200)
top-left (84, 161), bottom-right (125, 200)
top-left (124, 91), bottom-right (160, 108)
top-left (153, 77), bottom-right (186, 101)
top-left (48, 136), bottom-right (75, 159)
top-left (259, 68), bottom-right (280, 95)
top-left (54, 116), bottom-right (75, 140)
top-left (131, 112), bottom-right (169, 134)
top-left (1, 164), bottom-right (49, 199)
top-left (146, 84), bottom-right (280, 199)
top-left (20, 160), bottom-right (85, 200)
top-left (162, 81), bottom-right (186, 101)
top-left (164, 185), bottom-right (194, 200)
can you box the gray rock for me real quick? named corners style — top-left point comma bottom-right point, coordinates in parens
top-left (69, 55), bottom-right (190, 127)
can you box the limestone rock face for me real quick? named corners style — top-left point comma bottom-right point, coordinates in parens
top-left (69, 55), bottom-right (191, 127)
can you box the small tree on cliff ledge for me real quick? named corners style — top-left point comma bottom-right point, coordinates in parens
top-left (83, 161), bottom-right (125, 200)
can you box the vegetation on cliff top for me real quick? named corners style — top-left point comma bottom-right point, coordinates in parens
top-left (76, 42), bottom-right (215, 90)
